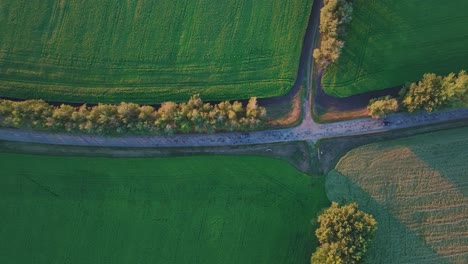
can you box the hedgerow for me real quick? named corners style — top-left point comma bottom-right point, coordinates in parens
top-left (0, 95), bottom-right (267, 135)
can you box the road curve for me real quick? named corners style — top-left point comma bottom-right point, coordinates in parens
top-left (0, 0), bottom-right (467, 148)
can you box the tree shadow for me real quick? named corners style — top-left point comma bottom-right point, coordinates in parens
top-left (405, 127), bottom-right (468, 196)
top-left (326, 170), bottom-right (452, 264)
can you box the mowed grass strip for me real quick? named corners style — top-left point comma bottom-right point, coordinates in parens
top-left (326, 127), bottom-right (468, 264)
top-left (0, 154), bottom-right (328, 264)
top-left (322, 0), bottom-right (468, 97)
top-left (0, 0), bottom-right (312, 104)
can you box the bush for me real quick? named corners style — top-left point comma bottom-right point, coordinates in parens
top-left (0, 94), bottom-right (267, 135)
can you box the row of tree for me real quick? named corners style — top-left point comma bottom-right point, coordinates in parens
top-left (311, 202), bottom-right (377, 264)
top-left (313, 0), bottom-right (353, 68)
top-left (367, 70), bottom-right (468, 119)
top-left (0, 95), bottom-right (267, 135)
top-left (401, 70), bottom-right (467, 112)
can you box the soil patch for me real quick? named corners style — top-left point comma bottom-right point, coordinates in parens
top-left (267, 87), bottom-right (302, 127)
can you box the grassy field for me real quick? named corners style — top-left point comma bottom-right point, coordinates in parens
top-left (321, 0), bottom-right (468, 97)
top-left (326, 127), bottom-right (468, 263)
top-left (0, 154), bottom-right (328, 264)
top-left (0, 0), bottom-right (312, 104)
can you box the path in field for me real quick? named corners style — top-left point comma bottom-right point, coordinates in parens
top-left (0, 0), bottom-right (467, 147)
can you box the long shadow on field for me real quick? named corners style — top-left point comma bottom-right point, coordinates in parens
top-left (326, 170), bottom-right (450, 264)
top-left (315, 119), bottom-right (468, 174)
top-left (405, 127), bottom-right (468, 196)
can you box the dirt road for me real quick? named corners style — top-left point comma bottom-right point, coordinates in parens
top-left (0, 106), bottom-right (466, 147)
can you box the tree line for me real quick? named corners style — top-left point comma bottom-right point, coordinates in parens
top-left (368, 70), bottom-right (468, 119)
top-left (0, 94), bottom-right (267, 135)
top-left (313, 0), bottom-right (353, 68)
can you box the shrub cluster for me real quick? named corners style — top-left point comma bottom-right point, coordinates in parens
top-left (313, 0), bottom-right (353, 68)
top-left (0, 95), bottom-right (267, 135)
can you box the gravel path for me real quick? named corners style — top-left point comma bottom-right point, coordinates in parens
top-left (1, 107), bottom-right (466, 148)
top-left (0, 0), bottom-right (467, 148)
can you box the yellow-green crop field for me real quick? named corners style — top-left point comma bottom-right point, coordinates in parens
top-left (322, 0), bottom-right (468, 97)
top-left (0, 154), bottom-right (328, 264)
top-left (0, 0), bottom-right (312, 104)
top-left (327, 127), bottom-right (468, 263)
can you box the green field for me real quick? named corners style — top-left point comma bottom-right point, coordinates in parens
top-left (0, 0), bottom-right (312, 104)
top-left (326, 127), bottom-right (468, 263)
top-left (322, 0), bottom-right (468, 97)
top-left (0, 154), bottom-right (328, 264)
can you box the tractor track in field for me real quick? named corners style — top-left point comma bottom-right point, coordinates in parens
top-left (0, 0), bottom-right (467, 148)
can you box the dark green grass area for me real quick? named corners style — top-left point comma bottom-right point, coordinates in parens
top-left (322, 0), bottom-right (468, 97)
top-left (0, 0), bottom-right (312, 104)
top-left (0, 154), bottom-right (328, 264)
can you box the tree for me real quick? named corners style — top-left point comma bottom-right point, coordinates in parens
top-left (0, 99), bottom-right (14, 126)
top-left (86, 104), bottom-right (122, 134)
top-left (402, 71), bottom-right (468, 112)
top-left (0, 95), bottom-right (268, 135)
top-left (367, 96), bottom-right (399, 119)
top-left (138, 105), bottom-right (156, 132)
top-left (187, 93), bottom-right (203, 109)
top-left (12, 100), bottom-right (53, 129)
top-left (71, 105), bottom-right (89, 132)
top-left (311, 202), bottom-right (377, 264)
top-left (51, 104), bottom-right (75, 131)
top-left (232, 101), bottom-right (243, 113)
top-left (158, 101), bottom-right (177, 122)
top-left (246, 97), bottom-right (259, 118)
top-left (314, 0), bottom-right (353, 68)
top-left (442, 70), bottom-right (468, 107)
top-left (117, 102), bottom-right (141, 132)
top-left (402, 73), bottom-right (444, 112)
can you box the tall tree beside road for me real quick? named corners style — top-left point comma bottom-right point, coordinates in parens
top-left (311, 202), bottom-right (377, 264)
top-left (367, 96), bottom-right (399, 119)
top-left (313, 0), bottom-right (353, 68)
top-left (402, 71), bottom-right (468, 112)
